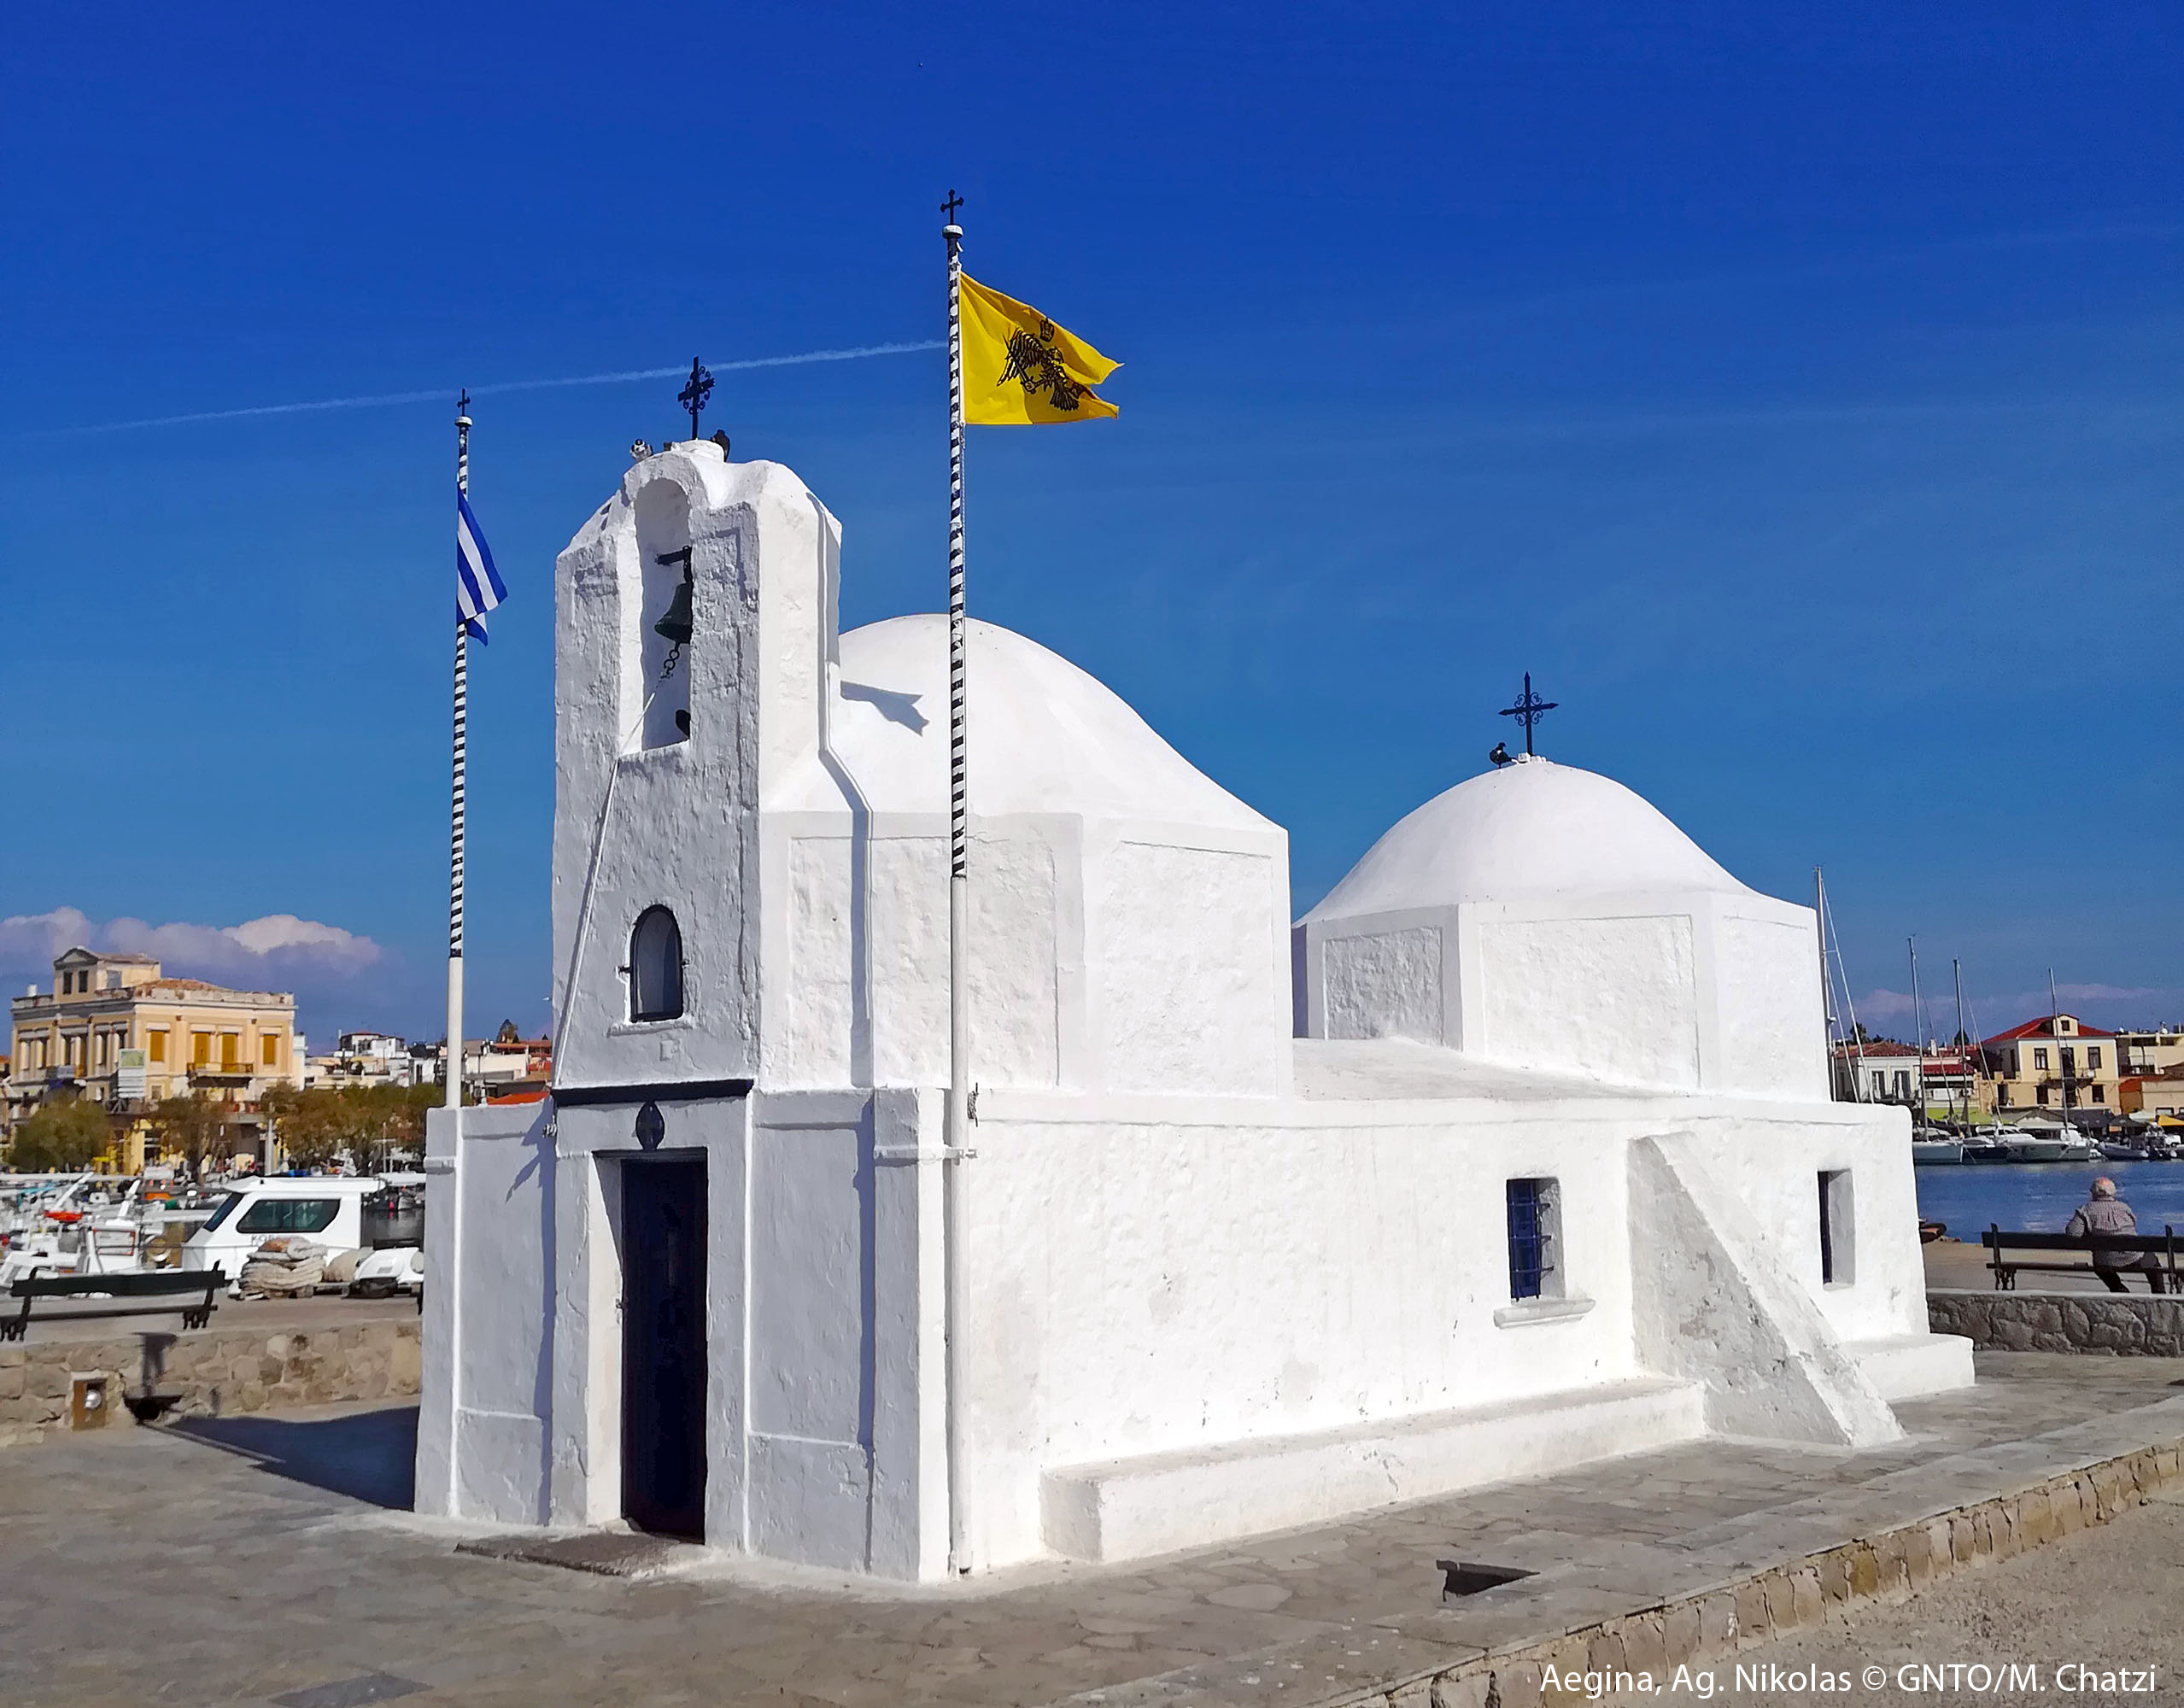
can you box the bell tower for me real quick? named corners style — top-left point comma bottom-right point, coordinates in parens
top-left (549, 442), bottom-right (840, 1091)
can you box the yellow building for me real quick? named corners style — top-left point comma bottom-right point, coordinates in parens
top-left (6, 947), bottom-right (304, 1172)
top-left (1981, 1012), bottom-right (2123, 1115)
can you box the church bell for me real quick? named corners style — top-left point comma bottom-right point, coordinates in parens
top-left (653, 567), bottom-right (695, 649)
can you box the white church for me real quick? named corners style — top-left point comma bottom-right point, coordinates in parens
top-left (415, 440), bottom-right (1972, 1579)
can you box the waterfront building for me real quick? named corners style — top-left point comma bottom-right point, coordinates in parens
top-left (2116, 1028), bottom-right (2184, 1079)
top-left (419, 442), bottom-right (1967, 1580)
top-left (401, 1027), bottom-right (552, 1102)
top-left (2120, 1073), bottom-right (2184, 1121)
top-left (306, 1031), bottom-right (426, 1091)
top-left (7, 948), bottom-right (303, 1170)
top-left (1980, 1013), bottom-right (2121, 1115)
top-left (1833, 1038), bottom-right (1921, 1104)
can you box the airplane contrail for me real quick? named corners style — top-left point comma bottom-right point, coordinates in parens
top-left (34, 341), bottom-right (945, 437)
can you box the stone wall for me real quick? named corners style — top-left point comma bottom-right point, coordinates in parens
top-left (0, 1319), bottom-right (421, 1448)
top-left (1928, 1288), bottom-right (2184, 1356)
top-left (1333, 1440), bottom-right (2184, 1708)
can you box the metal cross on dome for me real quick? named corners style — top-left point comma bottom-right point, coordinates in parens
top-left (677, 357), bottom-right (714, 441)
top-left (1498, 671), bottom-right (1558, 757)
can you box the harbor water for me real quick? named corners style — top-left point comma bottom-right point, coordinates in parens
top-left (1914, 1159), bottom-right (2184, 1237)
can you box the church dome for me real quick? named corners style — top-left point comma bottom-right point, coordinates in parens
top-left (1303, 757), bottom-right (1748, 921)
top-left (776, 614), bottom-right (1273, 830)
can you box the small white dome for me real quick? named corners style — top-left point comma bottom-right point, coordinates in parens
top-left (776, 614), bottom-right (1273, 830)
top-left (1304, 757), bottom-right (1747, 921)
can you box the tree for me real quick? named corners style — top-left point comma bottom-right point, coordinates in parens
top-left (9, 1097), bottom-right (114, 1172)
top-left (261, 1083), bottom-right (344, 1172)
top-left (148, 1092), bottom-right (229, 1182)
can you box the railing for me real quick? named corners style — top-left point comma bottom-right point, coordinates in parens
top-left (188, 1062), bottom-right (255, 1082)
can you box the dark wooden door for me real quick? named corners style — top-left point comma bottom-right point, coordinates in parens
top-left (622, 1155), bottom-right (707, 1538)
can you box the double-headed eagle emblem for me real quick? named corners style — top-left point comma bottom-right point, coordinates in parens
top-left (998, 319), bottom-right (1086, 413)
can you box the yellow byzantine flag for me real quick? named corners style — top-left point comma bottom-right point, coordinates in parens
top-left (959, 273), bottom-right (1120, 424)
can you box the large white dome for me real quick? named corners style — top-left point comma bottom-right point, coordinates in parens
top-left (1304, 757), bottom-right (1747, 921)
top-left (775, 614), bottom-right (1273, 830)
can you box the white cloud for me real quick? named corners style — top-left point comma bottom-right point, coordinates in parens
top-left (2052, 983), bottom-right (2174, 1004)
top-left (0, 907), bottom-right (383, 994)
top-left (1855, 982), bottom-right (2184, 1037)
top-left (1855, 987), bottom-right (1918, 1021)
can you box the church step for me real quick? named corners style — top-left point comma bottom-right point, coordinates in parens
top-left (1039, 1375), bottom-right (1706, 1565)
top-left (1846, 1331), bottom-right (1977, 1402)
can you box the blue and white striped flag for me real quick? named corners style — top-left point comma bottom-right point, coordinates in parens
top-left (456, 489), bottom-right (508, 642)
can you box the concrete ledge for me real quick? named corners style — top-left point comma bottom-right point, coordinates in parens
top-left (0, 1319), bottom-right (421, 1448)
top-left (1929, 1289), bottom-right (2184, 1356)
top-left (1847, 1331), bottom-right (1977, 1401)
top-left (1041, 1377), bottom-right (1707, 1564)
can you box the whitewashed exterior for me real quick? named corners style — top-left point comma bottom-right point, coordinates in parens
top-left (417, 443), bottom-right (1971, 1580)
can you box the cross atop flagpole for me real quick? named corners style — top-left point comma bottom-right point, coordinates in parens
top-left (941, 188), bottom-right (975, 1578)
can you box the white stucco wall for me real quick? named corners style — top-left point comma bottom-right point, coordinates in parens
top-left (1298, 761), bottom-right (1834, 1103)
top-left (938, 1075), bottom-right (1938, 1571)
top-left (433, 451), bottom-right (1964, 1586)
top-left (425, 1059), bottom-right (1955, 1578)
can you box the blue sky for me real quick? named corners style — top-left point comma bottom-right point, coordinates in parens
top-left (3, 3), bottom-right (2179, 1049)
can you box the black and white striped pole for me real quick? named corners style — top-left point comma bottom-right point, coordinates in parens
top-left (446, 390), bottom-right (471, 1112)
top-left (941, 190), bottom-right (975, 1576)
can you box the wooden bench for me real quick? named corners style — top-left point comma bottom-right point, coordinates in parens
top-left (1980, 1224), bottom-right (2180, 1292)
top-left (2, 1269), bottom-right (222, 1342)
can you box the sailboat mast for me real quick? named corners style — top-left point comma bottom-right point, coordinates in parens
top-left (2049, 968), bottom-right (2070, 1116)
top-left (1965, 961), bottom-right (1982, 1135)
top-left (1816, 869), bottom-right (1866, 1101)
top-left (1909, 936), bottom-right (1926, 1118)
top-left (1815, 870), bottom-right (1837, 1034)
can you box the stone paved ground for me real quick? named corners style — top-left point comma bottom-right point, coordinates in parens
top-left (1694, 1487), bottom-right (2184, 1706)
top-left (2, 1355), bottom-right (2181, 1708)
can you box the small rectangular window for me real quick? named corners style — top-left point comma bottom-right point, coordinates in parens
top-left (1818, 1170), bottom-right (1855, 1287)
top-left (2088, 1047), bottom-right (2103, 1069)
top-left (1506, 1178), bottom-right (1561, 1301)
top-left (261, 1033), bottom-right (280, 1068)
top-left (220, 1032), bottom-right (239, 1067)
top-left (2092, 1085), bottom-right (2105, 1104)
top-left (148, 1030), bottom-right (167, 1063)
top-left (192, 1032), bottom-right (212, 1066)
top-left (2035, 1048), bottom-right (2049, 1071)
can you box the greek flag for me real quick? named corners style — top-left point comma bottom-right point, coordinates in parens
top-left (456, 490), bottom-right (508, 642)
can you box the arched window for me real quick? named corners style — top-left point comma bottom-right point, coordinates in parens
top-left (629, 907), bottom-right (684, 1022)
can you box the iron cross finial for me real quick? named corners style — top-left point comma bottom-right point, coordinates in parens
top-left (1497, 671), bottom-right (1559, 757)
top-left (941, 189), bottom-right (963, 225)
top-left (677, 357), bottom-right (714, 441)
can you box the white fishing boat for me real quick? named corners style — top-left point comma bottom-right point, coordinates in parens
top-left (1989, 1122), bottom-right (2074, 1163)
top-left (1911, 1130), bottom-right (1964, 1165)
top-left (0, 1212), bottom-right (150, 1289)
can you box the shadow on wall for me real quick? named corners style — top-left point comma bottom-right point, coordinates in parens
top-left (172, 1405), bottom-right (419, 1509)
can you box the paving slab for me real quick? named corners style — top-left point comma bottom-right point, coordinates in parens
top-left (2, 1354), bottom-right (2183, 1707)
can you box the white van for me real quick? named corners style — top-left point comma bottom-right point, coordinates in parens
top-left (182, 1178), bottom-right (386, 1286)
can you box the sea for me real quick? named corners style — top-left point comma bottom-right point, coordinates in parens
top-left (1913, 1159), bottom-right (2184, 1237)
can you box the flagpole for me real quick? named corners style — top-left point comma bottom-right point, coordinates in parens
top-left (447, 391), bottom-right (471, 1112)
top-left (942, 195), bottom-right (975, 1576)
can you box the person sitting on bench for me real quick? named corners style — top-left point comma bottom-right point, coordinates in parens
top-left (2066, 1177), bottom-right (2169, 1295)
